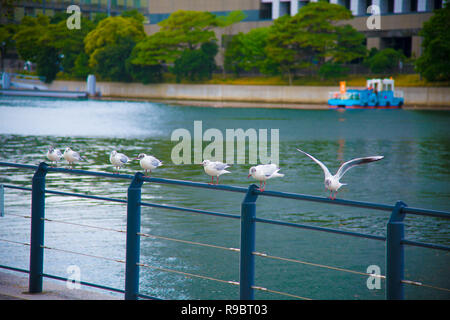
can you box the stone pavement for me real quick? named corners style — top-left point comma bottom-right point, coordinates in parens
top-left (0, 270), bottom-right (121, 300)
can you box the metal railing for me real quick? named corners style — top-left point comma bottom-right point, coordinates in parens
top-left (0, 161), bottom-right (449, 300)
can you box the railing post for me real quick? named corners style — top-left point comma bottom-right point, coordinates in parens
top-left (240, 184), bottom-right (259, 300)
top-left (386, 200), bottom-right (407, 300)
top-left (125, 172), bottom-right (144, 300)
top-left (29, 162), bottom-right (48, 293)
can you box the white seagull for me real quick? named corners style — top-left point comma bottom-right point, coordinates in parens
top-left (110, 150), bottom-right (131, 174)
top-left (135, 153), bottom-right (163, 177)
top-left (296, 148), bottom-right (384, 199)
top-left (46, 146), bottom-right (63, 167)
top-left (248, 163), bottom-right (284, 191)
top-left (63, 147), bottom-right (85, 169)
top-left (201, 160), bottom-right (231, 185)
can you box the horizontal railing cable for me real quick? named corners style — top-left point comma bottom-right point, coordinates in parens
top-left (0, 238), bottom-right (30, 247)
top-left (41, 245), bottom-right (126, 264)
top-left (137, 262), bottom-right (310, 300)
top-left (251, 285), bottom-right (312, 300)
top-left (138, 232), bottom-right (240, 253)
top-left (252, 251), bottom-right (385, 280)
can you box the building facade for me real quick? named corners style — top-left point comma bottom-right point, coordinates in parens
top-left (4, 0), bottom-right (445, 59)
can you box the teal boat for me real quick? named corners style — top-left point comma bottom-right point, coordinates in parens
top-left (328, 78), bottom-right (404, 109)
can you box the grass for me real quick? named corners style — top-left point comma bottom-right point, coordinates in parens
top-left (51, 71), bottom-right (450, 87)
top-left (162, 73), bottom-right (449, 87)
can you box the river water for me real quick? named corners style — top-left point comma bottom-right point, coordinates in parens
top-left (0, 96), bottom-right (449, 299)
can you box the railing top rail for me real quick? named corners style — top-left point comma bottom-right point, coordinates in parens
top-left (1, 161), bottom-right (449, 219)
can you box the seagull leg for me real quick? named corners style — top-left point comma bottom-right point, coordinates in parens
top-left (216, 176), bottom-right (219, 185)
top-left (261, 181), bottom-right (266, 192)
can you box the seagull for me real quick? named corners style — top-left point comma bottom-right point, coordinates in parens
top-left (134, 153), bottom-right (163, 177)
top-left (296, 148), bottom-right (384, 200)
top-left (110, 150), bottom-right (131, 174)
top-left (46, 146), bottom-right (63, 167)
top-left (248, 163), bottom-right (284, 191)
top-left (201, 160), bottom-right (230, 185)
top-left (63, 147), bottom-right (85, 169)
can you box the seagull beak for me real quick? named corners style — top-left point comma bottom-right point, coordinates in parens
top-left (247, 174), bottom-right (251, 178)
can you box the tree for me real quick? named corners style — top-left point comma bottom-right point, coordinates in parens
top-left (332, 25), bottom-right (367, 64)
top-left (264, 2), bottom-right (354, 84)
top-left (172, 41), bottom-right (218, 82)
top-left (224, 27), bottom-right (272, 76)
top-left (42, 17), bottom-right (95, 75)
top-left (157, 10), bottom-right (218, 51)
top-left (93, 38), bottom-right (136, 82)
top-left (0, 23), bottom-right (17, 71)
top-left (84, 16), bottom-right (145, 68)
top-left (14, 15), bottom-right (50, 63)
top-left (415, 5), bottom-right (450, 81)
top-left (366, 48), bottom-right (405, 74)
top-left (128, 10), bottom-right (220, 83)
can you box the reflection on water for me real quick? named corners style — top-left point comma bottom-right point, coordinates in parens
top-left (0, 96), bottom-right (449, 299)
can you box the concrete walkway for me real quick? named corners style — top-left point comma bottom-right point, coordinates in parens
top-left (0, 270), bottom-right (121, 300)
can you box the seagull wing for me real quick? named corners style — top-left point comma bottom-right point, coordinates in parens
top-left (119, 154), bottom-right (129, 164)
top-left (260, 164), bottom-right (278, 177)
top-left (73, 151), bottom-right (83, 161)
top-left (336, 156), bottom-right (384, 180)
top-left (296, 148), bottom-right (332, 179)
top-left (213, 162), bottom-right (229, 171)
top-left (151, 158), bottom-right (161, 167)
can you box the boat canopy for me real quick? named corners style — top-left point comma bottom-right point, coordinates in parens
top-left (366, 78), bottom-right (395, 92)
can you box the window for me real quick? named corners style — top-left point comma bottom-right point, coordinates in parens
top-left (410, 0), bottom-right (418, 11)
top-left (434, 0), bottom-right (442, 9)
top-left (344, 0), bottom-right (351, 10)
top-left (387, 0), bottom-right (394, 13)
top-left (280, 1), bottom-right (291, 16)
top-left (259, 2), bottom-right (272, 20)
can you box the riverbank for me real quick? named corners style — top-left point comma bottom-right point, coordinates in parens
top-left (47, 80), bottom-right (450, 109)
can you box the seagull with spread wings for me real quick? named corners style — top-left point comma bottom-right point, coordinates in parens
top-left (296, 148), bottom-right (384, 199)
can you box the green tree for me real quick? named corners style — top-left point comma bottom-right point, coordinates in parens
top-left (157, 10), bottom-right (218, 51)
top-left (332, 25), bottom-right (367, 64)
top-left (366, 48), bottom-right (405, 74)
top-left (14, 15), bottom-right (50, 63)
top-left (415, 5), bottom-right (450, 81)
top-left (42, 17), bottom-right (95, 75)
top-left (0, 23), bottom-right (17, 71)
top-left (128, 10), bottom-right (220, 83)
top-left (264, 2), bottom-right (354, 84)
top-left (84, 16), bottom-right (145, 68)
top-left (224, 27), bottom-right (272, 76)
top-left (93, 38), bottom-right (136, 82)
top-left (72, 52), bottom-right (92, 79)
top-left (172, 41), bottom-right (218, 82)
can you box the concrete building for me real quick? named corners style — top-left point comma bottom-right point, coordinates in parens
top-left (4, 0), bottom-right (445, 58)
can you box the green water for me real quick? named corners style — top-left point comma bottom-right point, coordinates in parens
top-left (0, 96), bottom-right (449, 299)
